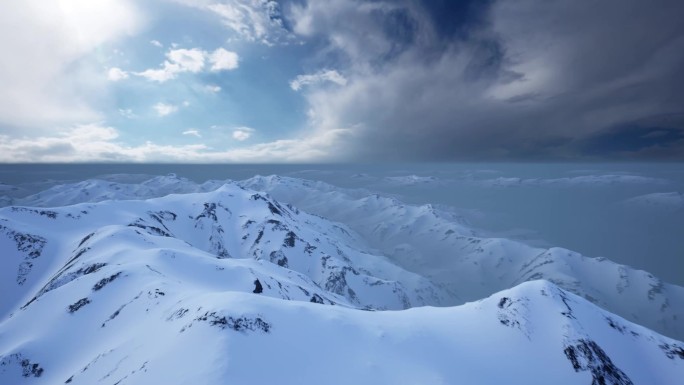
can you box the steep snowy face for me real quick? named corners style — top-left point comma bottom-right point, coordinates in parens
top-left (240, 175), bottom-right (684, 342)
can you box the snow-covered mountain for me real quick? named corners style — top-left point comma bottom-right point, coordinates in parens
top-left (240, 176), bottom-right (684, 342)
top-left (2, 174), bottom-right (683, 342)
top-left (620, 192), bottom-right (684, 212)
top-left (4, 174), bottom-right (225, 208)
top-left (1, 185), bottom-right (447, 320)
top-left (474, 174), bottom-right (668, 187)
top-left (2, 273), bottom-right (684, 384)
top-left (1, 174), bottom-right (683, 384)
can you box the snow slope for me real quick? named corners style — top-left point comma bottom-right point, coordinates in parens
top-left (9, 174), bottom-right (225, 208)
top-left (2, 174), bottom-right (683, 342)
top-left (475, 174), bottom-right (667, 187)
top-left (2, 259), bottom-right (683, 384)
top-left (620, 192), bottom-right (684, 212)
top-left (241, 175), bottom-right (684, 341)
top-left (1, 178), bottom-right (683, 384)
top-left (0, 185), bottom-right (447, 321)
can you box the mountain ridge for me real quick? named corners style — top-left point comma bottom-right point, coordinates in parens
top-left (1, 176), bottom-right (682, 384)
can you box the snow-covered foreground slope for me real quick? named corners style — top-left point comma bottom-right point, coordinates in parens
top-left (2, 265), bottom-right (683, 385)
top-left (241, 176), bottom-right (684, 341)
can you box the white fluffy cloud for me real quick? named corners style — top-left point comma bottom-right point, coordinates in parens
top-left (232, 126), bottom-right (255, 141)
top-left (209, 48), bottom-right (239, 71)
top-left (150, 39), bottom-right (163, 47)
top-left (136, 48), bottom-right (206, 82)
top-left (0, 124), bottom-right (349, 162)
top-left (168, 48), bottom-right (206, 72)
top-left (290, 70), bottom-right (347, 91)
top-left (136, 47), bottom-right (238, 82)
top-left (107, 67), bottom-right (129, 81)
top-left (153, 102), bottom-right (178, 117)
top-left (0, 0), bottom-right (144, 130)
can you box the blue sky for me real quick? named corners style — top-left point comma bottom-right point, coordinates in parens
top-left (0, 0), bottom-right (682, 162)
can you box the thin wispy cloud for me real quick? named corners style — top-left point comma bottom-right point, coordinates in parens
top-left (204, 85), bottom-right (221, 93)
top-left (174, 0), bottom-right (292, 44)
top-left (182, 129), bottom-right (202, 138)
top-left (118, 109), bottom-right (136, 119)
top-left (290, 70), bottom-right (347, 91)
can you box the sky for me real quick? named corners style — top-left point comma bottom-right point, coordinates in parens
top-left (0, 0), bottom-right (683, 163)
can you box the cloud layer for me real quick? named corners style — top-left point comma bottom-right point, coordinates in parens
top-left (287, 0), bottom-right (684, 160)
top-left (1, 0), bottom-right (682, 162)
top-left (0, 124), bottom-right (349, 163)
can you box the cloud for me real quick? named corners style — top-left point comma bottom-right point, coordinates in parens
top-left (204, 84), bottom-right (222, 93)
top-left (167, 48), bottom-right (206, 72)
top-left (209, 48), bottom-right (239, 71)
top-left (135, 47), bottom-right (239, 82)
top-left (107, 67), bottom-right (129, 81)
top-left (182, 129), bottom-right (202, 138)
top-left (150, 39), bottom-right (163, 47)
top-left (0, 124), bottom-right (349, 162)
top-left (0, 0), bottom-right (144, 130)
top-left (0, 124), bottom-right (121, 162)
top-left (135, 48), bottom-right (206, 82)
top-left (153, 102), bottom-right (178, 117)
top-left (286, 0), bottom-right (684, 160)
top-left (118, 109), bottom-right (136, 119)
top-left (290, 70), bottom-right (347, 91)
top-left (173, 0), bottom-right (291, 44)
top-left (232, 126), bottom-right (255, 141)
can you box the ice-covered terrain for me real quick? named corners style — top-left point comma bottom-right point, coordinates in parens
top-left (242, 175), bottom-right (684, 341)
top-left (620, 192), bottom-right (684, 212)
top-left (474, 174), bottom-right (667, 187)
top-left (1, 174), bottom-right (683, 384)
top-left (2, 174), bottom-right (226, 208)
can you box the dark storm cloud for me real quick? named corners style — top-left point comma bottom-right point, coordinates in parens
top-left (578, 114), bottom-right (684, 159)
top-left (286, 0), bottom-right (684, 160)
top-left (418, 0), bottom-right (494, 39)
